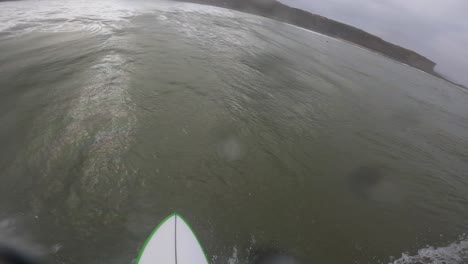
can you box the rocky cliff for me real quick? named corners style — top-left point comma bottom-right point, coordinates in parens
top-left (176, 0), bottom-right (437, 75)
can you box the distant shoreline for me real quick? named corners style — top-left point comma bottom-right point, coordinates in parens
top-left (174, 0), bottom-right (466, 89)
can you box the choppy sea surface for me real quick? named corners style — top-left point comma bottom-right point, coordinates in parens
top-left (1, 0), bottom-right (468, 263)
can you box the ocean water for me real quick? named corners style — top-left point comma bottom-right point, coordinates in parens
top-left (0, 0), bottom-right (467, 263)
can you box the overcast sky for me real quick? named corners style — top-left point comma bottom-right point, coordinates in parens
top-left (278, 0), bottom-right (468, 87)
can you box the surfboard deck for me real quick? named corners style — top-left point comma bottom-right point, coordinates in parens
top-left (136, 213), bottom-right (209, 264)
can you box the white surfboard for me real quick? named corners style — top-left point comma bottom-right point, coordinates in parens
top-left (136, 213), bottom-right (209, 264)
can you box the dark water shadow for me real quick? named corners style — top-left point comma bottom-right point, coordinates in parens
top-left (347, 164), bottom-right (404, 204)
top-left (348, 165), bottom-right (385, 199)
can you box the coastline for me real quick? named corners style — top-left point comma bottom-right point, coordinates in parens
top-left (173, 0), bottom-right (466, 89)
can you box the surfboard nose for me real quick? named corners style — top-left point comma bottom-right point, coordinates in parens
top-left (136, 214), bottom-right (208, 264)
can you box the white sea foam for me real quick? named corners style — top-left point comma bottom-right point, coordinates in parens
top-left (390, 236), bottom-right (468, 264)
